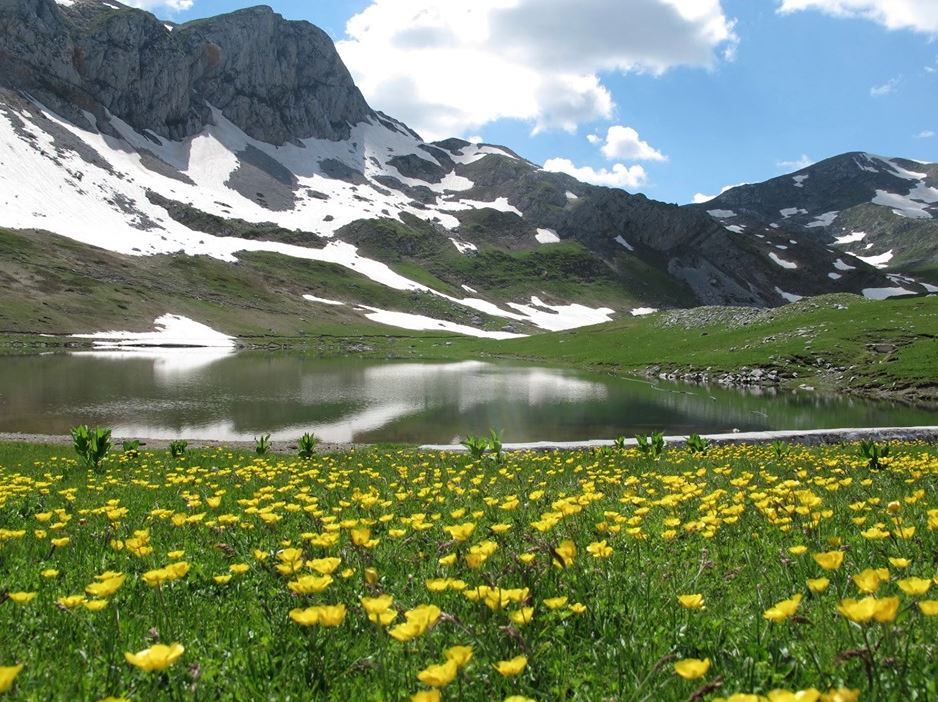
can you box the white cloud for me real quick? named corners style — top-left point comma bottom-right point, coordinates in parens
top-left (870, 76), bottom-right (900, 96)
top-left (692, 182), bottom-right (747, 203)
top-left (917, 130), bottom-right (935, 138)
top-left (599, 126), bottom-right (667, 161)
top-left (337, 0), bottom-right (738, 139)
top-left (586, 134), bottom-right (602, 145)
top-left (777, 154), bottom-right (815, 171)
top-left (543, 157), bottom-right (648, 189)
top-left (124, 0), bottom-right (194, 10)
top-left (468, 135), bottom-right (485, 144)
top-left (778, 0), bottom-right (938, 33)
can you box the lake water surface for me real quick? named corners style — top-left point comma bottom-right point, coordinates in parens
top-left (0, 350), bottom-right (934, 443)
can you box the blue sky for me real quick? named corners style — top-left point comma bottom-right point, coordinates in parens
top-left (159, 0), bottom-right (938, 205)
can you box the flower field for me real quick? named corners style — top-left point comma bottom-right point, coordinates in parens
top-left (1, 440), bottom-right (937, 701)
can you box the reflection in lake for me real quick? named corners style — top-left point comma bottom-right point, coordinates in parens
top-left (0, 351), bottom-right (933, 443)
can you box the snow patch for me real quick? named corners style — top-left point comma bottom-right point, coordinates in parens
top-left (565, 191), bottom-right (578, 201)
top-left (72, 314), bottom-right (236, 349)
top-left (449, 238), bottom-right (478, 254)
top-left (358, 306), bottom-right (524, 339)
top-left (774, 287), bottom-right (802, 303)
top-left (769, 252), bottom-right (798, 269)
top-left (303, 294), bottom-right (345, 306)
top-left (862, 287), bottom-right (916, 300)
top-left (707, 209), bottom-right (736, 218)
top-left (725, 225), bottom-right (745, 234)
top-left (828, 272), bottom-right (842, 280)
top-left (805, 211), bottom-right (839, 228)
top-left (614, 235), bottom-right (634, 251)
top-left (850, 250), bottom-right (893, 268)
top-left (630, 307), bottom-right (657, 316)
top-left (833, 258), bottom-right (856, 271)
top-left (834, 231), bottom-right (866, 245)
top-left (792, 175), bottom-right (809, 188)
top-left (535, 228), bottom-right (561, 244)
top-left (872, 190), bottom-right (933, 219)
top-left (780, 207), bottom-right (808, 218)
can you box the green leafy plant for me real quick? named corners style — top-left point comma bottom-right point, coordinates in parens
top-left (858, 440), bottom-right (891, 470)
top-left (71, 425), bottom-right (112, 470)
top-left (169, 440), bottom-right (188, 459)
top-left (461, 434), bottom-right (489, 461)
top-left (613, 436), bottom-right (627, 450)
top-left (686, 433), bottom-right (710, 455)
top-left (122, 440), bottom-right (140, 458)
top-left (255, 434), bottom-right (271, 456)
top-left (636, 431), bottom-right (666, 459)
top-left (488, 428), bottom-right (504, 463)
top-left (772, 440), bottom-right (791, 460)
top-left (298, 433), bottom-right (321, 460)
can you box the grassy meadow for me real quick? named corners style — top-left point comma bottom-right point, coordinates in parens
top-left (1, 440), bottom-right (938, 701)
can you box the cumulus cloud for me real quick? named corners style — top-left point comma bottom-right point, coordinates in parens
top-left (691, 182), bottom-right (747, 203)
top-left (916, 130), bottom-right (935, 138)
top-left (543, 158), bottom-right (648, 189)
top-left (777, 1), bottom-right (938, 33)
top-left (599, 126), bottom-right (667, 161)
top-left (777, 154), bottom-right (815, 171)
top-left (124, 0), bottom-right (194, 10)
top-left (337, 0), bottom-right (738, 139)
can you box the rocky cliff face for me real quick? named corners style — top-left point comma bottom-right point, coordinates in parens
top-left (0, 0), bottom-right (372, 143)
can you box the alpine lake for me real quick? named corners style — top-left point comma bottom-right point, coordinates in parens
top-left (0, 350), bottom-right (934, 445)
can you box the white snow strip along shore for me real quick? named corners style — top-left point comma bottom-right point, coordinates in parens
top-left (420, 426), bottom-right (938, 452)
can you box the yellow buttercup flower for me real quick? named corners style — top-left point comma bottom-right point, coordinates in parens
top-left (763, 594), bottom-right (802, 622)
top-left (287, 574), bottom-right (333, 595)
top-left (8, 592), bottom-right (37, 604)
top-left (916, 600), bottom-right (938, 616)
top-left (125, 643), bottom-right (184, 672)
top-left (813, 551), bottom-right (844, 571)
top-left (416, 659), bottom-right (458, 688)
top-left (0, 664), bottom-right (24, 693)
top-left (897, 577), bottom-right (931, 596)
top-left (493, 655), bottom-right (527, 677)
top-left (83, 599), bottom-right (108, 612)
top-left (86, 574), bottom-right (126, 597)
top-left (411, 691), bottom-right (440, 702)
top-left (888, 557), bottom-right (910, 569)
top-left (806, 578), bottom-right (830, 593)
top-left (543, 596), bottom-right (568, 610)
top-left (788, 546), bottom-right (808, 555)
top-left (767, 689), bottom-right (821, 702)
top-left (674, 657), bottom-right (710, 680)
top-left (553, 540), bottom-right (576, 568)
top-left (678, 594), bottom-right (705, 609)
top-left (307, 557), bottom-right (341, 575)
top-left (586, 540), bottom-right (613, 558)
top-left (444, 645), bottom-right (473, 668)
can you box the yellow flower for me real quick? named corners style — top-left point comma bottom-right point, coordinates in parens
top-left (125, 643), bottom-right (184, 672)
top-left (443, 522), bottom-right (476, 541)
top-left (287, 574), bottom-right (333, 595)
top-left (788, 546), bottom-right (808, 555)
top-left (317, 604), bottom-right (347, 627)
top-left (764, 594), bottom-right (802, 622)
top-left (837, 596), bottom-right (899, 624)
top-left (389, 605), bottom-right (441, 642)
top-left (417, 659), bottom-right (458, 688)
top-left (674, 657), bottom-right (710, 680)
top-left (553, 540), bottom-right (576, 568)
top-left (767, 690), bottom-right (821, 702)
top-left (852, 569), bottom-right (886, 594)
top-left (307, 557), bottom-right (341, 575)
top-left (493, 655), bottom-right (527, 677)
top-left (806, 578), bottom-right (830, 593)
top-left (167, 550), bottom-right (185, 559)
top-left (444, 645), bottom-right (473, 668)
top-left (897, 577), bottom-right (931, 596)
top-left (83, 599), bottom-right (109, 612)
top-left (411, 691), bottom-right (441, 702)
top-left (678, 594), bottom-right (705, 609)
top-left (438, 554), bottom-right (457, 566)
top-left (586, 540), bottom-right (613, 558)
top-left (57, 595), bottom-right (87, 609)
top-left (229, 563), bottom-right (250, 574)
top-left (289, 607), bottom-right (320, 626)
top-left (888, 557), bottom-right (910, 569)
top-left (86, 574), bottom-right (126, 597)
top-left (213, 575), bottom-right (232, 584)
top-left (509, 607), bottom-right (535, 626)
top-left (820, 689), bottom-right (860, 702)
top-left (916, 600), bottom-right (938, 616)
top-left (813, 551), bottom-right (844, 571)
top-left (51, 537), bottom-right (70, 548)
top-left (543, 596), bottom-right (568, 610)
top-left (253, 549), bottom-right (269, 561)
top-left (568, 602), bottom-right (587, 614)
top-left (0, 664), bottom-right (24, 693)
top-left (504, 697), bottom-right (536, 702)
top-left (41, 569), bottom-right (59, 578)
top-left (8, 592), bottom-right (37, 604)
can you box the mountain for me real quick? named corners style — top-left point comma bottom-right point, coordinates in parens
top-left (692, 153), bottom-right (938, 293)
top-left (0, 0), bottom-right (923, 341)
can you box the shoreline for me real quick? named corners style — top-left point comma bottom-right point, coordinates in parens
top-left (2, 426), bottom-right (936, 454)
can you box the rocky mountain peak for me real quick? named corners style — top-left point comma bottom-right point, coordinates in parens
top-left (0, 0), bottom-right (372, 143)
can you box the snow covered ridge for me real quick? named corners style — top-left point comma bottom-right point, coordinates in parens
top-left (72, 315), bottom-right (237, 349)
top-left (0, 97), bottom-right (618, 334)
